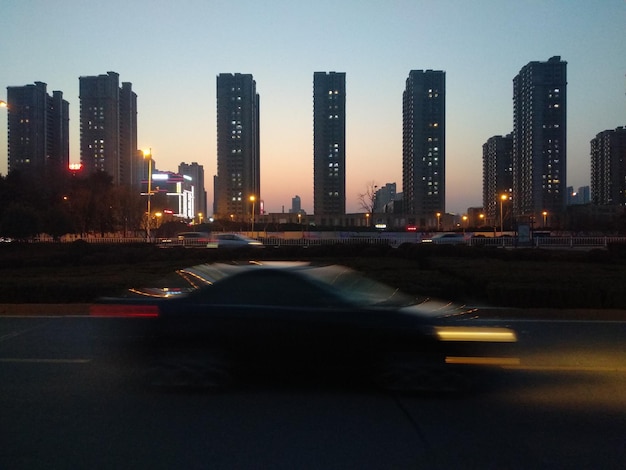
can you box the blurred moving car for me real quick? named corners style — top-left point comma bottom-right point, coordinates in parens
top-left (91, 262), bottom-right (517, 391)
top-left (421, 233), bottom-right (467, 245)
top-left (158, 232), bottom-right (213, 248)
top-left (208, 233), bottom-right (264, 249)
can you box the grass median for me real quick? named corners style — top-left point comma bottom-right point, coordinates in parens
top-left (1, 241), bottom-right (625, 309)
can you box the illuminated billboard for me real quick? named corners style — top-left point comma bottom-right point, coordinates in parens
top-left (141, 171), bottom-right (195, 219)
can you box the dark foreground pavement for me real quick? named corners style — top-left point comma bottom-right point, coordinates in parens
top-left (1, 311), bottom-right (626, 468)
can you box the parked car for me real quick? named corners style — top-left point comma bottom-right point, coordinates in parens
top-left (91, 262), bottom-right (518, 391)
top-left (422, 233), bottom-right (467, 245)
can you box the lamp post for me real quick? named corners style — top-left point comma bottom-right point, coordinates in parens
top-left (462, 215), bottom-right (468, 234)
top-left (198, 212), bottom-right (203, 225)
top-left (500, 194), bottom-right (508, 236)
top-left (143, 149), bottom-right (153, 241)
top-left (249, 195), bottom-right (256, 236)
top-left (365, 212), bottom-right (370, 227)
top-left (0, 102), bottom-right (6, 175)
top-left (436, 212), bottom-right (441, 231)
top-left (542, 211), bottom-right (548, 228)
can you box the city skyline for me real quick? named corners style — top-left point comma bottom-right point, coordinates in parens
top-left (1, 1), bottom-right (625, 215)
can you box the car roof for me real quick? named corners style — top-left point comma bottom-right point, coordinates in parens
top-left (133, 262), bottom-right (417, 308)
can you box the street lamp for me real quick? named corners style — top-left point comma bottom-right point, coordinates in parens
top-left (198, 212), bottom-right (203, 225)
top-left (365, 213), bottom-right (370, 227)
top-left (462, 215), bottom-right (468, 234)
top-left (249, 195), bottom-right (256, 236)
top-left (436, 212), bottom-right (441, 231)
top-left (500, 194), bottom-right (508, 235)
top-left (0, 102), bottom-right (7, 174)
top-left (142, 149), bottom-right (153, 241)
top-left (542, 211), bottom-right (548, 227)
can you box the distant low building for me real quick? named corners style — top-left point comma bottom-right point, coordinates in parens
top-left (142, 171), bottom-right (195, 220)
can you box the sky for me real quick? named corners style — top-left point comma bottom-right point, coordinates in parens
top-left (1, 0), bottom-right (625, 215)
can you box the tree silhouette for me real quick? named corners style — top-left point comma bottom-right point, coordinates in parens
top-left (0, 203), bottom-right (41, 240)
top-left (357, 180), bottom-right (377, 213)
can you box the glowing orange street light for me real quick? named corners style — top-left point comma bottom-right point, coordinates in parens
top-left (142, 149), bottom-right (153, 241)
top-left (249, 195), bottom-right (256, 235)
top-left (500, 194), bottom-right (508, 235)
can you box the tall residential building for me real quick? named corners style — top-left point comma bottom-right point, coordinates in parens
top-left (6, 82), bottom-right (69, 175)
top-left (214, 73), bottom-right (260, 220)
top-left (402, 70), bottom-right (446, 227)
top-left (568, 185), bottom-right (591, 205)
top-left (119, 82), bottom-right (140, 188)
top-left (290, 195), bottom-right (302, 214)
top-left (512, 56), bottom-right (567, 222)
top-left (590, 127), bottom-right (626, 205)
top-left (179, 162), bottom-right (207, 217)
top-left (313, 71), bottom-right (346, 221)
top-left (79, 71), bottom-right (139, 186)
top-left (373, 183), bottom-right (397, 213)
top-left (482, 134), bottom-right (513, 224)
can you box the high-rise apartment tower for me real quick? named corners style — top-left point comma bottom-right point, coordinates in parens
top-left (214, 73), bottom-right (260, 220)
top-left (402, 70), bottom-right (446, 227)
top-left (6, 82), bottom-right (69, 176)
top-left (313, 71), bottom-right (346, 221)
top-left (512, 56), bottom-right (567, 222)
top-left (590, 127), bottom-right (626, 206)
top-left (482, 134), bottom-right (513, 224)
top-left (79, 71), bottom-right (139, 186)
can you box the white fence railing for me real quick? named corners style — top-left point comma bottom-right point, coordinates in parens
top-left (15, 233), bottom-right (626, 249)
top-left (467, 236), bottom-right (626, 248)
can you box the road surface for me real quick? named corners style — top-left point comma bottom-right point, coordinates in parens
top-left (1, 311), bottom-right (625, 469)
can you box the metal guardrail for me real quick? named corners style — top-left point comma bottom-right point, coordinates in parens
top-left (16, 234), bottom-right (626, 249)
top-left (467, 236), bottom-right (626, 248)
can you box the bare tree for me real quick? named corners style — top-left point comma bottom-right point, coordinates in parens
top-left (357, 180), bottom-right (377, 213)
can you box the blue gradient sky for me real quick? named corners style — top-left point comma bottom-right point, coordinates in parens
top-left (1, 0), bottom-right (625, 214)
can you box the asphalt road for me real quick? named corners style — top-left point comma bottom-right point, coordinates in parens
top-left (1, 312), bottom-right (625, 469)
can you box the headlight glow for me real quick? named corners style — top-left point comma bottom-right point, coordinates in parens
top-left (435, 326), bottom-right (517, 342)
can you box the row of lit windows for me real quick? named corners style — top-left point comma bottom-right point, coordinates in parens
top-left (231, 190), bottom-right (243, 202)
